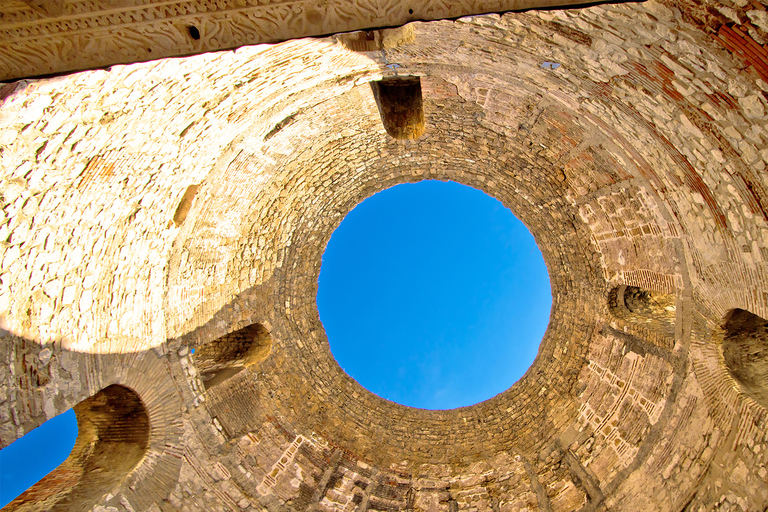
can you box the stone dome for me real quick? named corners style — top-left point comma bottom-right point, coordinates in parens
top-left (1, 0), bottom-right (767, 510)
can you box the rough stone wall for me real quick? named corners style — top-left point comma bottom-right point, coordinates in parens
top-left (1, 0), bottom-right (768, 510)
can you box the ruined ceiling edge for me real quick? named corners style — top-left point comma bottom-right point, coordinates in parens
top-left (1, 0), bottom-right (607, 82)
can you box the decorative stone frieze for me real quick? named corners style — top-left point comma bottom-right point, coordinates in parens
top-left (0, 0), bottom-right (591, 82)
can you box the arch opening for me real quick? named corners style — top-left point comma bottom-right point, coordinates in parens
top-left (5, 384), bottom-right (150, 512)
top-left (317, 180), bottom-right (552, 410)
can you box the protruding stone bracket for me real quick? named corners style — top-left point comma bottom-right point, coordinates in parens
top-left (370, 76), bottom-right (426, 140)
top-left (336, 25), bottom-right (415, 52)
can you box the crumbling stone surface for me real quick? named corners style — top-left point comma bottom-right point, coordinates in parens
top-left (1, 0), bottom-right (768, 510)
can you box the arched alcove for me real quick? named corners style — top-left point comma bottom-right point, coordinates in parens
top-left (6, 384), bottom-right (150, 512)
top-left (722, 308), bottom-right (768, 410)
top-left (194, 323), bottom-right (273, 389)
top-left (609, 285), bottom-right (677, 339)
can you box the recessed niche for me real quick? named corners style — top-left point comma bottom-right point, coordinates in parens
top-left (317, 180), bottom-right (552, 410)
top-left (187, 25), bottom-right (201, 40)
top-left (194, 323), bottom-right (272, 389)
top-left (609, 285), bottom-right (677, 339)
top-left (722, 308), bottom-right (768, 409)
top-left (173, 184), bottom-right (199, 226)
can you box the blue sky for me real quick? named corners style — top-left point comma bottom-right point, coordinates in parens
top-left (0, 179), bottom-right (551, 503)
top-left (318, 180), bottom-right (551, 409)
top-left (0, 408), bottom-right (77, 507)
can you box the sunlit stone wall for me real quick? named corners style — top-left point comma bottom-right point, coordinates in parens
top-left (1, 0), bottom-right (767, 510)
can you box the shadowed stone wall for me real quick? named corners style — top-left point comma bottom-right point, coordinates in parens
top-left (8, 385), bottom-right (150, 512)
top-left (1, 0), bottom-right (767, 510)
top-left (722, 309), bottom-right (768, 410)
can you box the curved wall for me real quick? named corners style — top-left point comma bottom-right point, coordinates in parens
top-left (1, 0), bottom-right (767, 510)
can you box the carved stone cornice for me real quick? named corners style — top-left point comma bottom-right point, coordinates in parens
top-left (1, 0), bottom-right (588, 81)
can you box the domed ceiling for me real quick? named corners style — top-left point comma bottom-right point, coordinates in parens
top-left (1, 0), bottom-right (767, 510)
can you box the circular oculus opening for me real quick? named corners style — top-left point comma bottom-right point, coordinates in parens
top-left (317, 180), bottom-right (552, 409)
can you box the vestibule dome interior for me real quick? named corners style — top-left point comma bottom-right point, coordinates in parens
top-left (1, 0), bottom-right (767, 510)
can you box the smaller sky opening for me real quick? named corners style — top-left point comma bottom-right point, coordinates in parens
top-left (0, 408), bottom-right (78, 507)
top-left (317, 180), bottom-right (552, 410)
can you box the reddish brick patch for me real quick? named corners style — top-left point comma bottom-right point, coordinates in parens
top-left (715, 24), bottom-right (768, 83)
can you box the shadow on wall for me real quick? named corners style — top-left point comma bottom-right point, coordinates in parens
top-left (722, 308), bottom-right (768, 410)
top-left (0, 303), bottom-right (273, 511)
top-left (194, 322), bottom-right (272, 390)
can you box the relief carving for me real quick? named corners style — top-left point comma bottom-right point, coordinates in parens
top-left (0, 0), bottom-right (587, 81)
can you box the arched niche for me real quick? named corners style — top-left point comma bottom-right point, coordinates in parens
top-left (722, 308), bottom-right (768, 410)
top-left (6, 384), bottom-right (150, 512)
top-left (194, 323), bottom-right (272, 389)
top-left (608, 285), bottom-right (677, 339)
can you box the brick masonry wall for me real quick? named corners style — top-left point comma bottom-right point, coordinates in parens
top-left (1, 0), bottom-right (767, 510)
